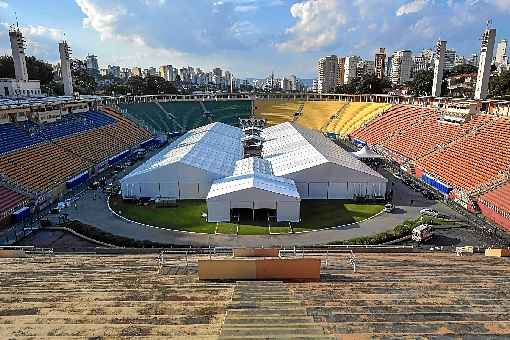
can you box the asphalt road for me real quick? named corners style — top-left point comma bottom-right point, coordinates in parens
top-left (62, 171), bottom-right (468, 247)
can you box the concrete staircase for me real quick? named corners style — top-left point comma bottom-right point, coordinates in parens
top-left (219, 281), bottom-right (335, 340)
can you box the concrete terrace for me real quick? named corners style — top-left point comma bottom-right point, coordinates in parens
top-left (0, 252), bottom-right (509, 338)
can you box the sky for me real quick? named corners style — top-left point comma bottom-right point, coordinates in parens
top-left (0, 0), bottom-right (509, 78)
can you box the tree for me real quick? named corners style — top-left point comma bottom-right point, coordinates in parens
top-left (448, 64), bottom-right (477, 77)
top-left (71, 59), bottom-right (96, 95)
top-left (335, 74), bottom-right (392, 94)
top-left (126, 76), bottom-right (145, 95)
top-left (0, 55), bottom-right (54, 84)
top-left (408, 70), bottom-right (434, 96)
top-left (489, 70), bottom-right (510, 98)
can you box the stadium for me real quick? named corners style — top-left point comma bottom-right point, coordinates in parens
top-left (1, 21), bottom-right (510, 340)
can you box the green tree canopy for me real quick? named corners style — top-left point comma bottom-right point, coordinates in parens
top-left (489, 70), bottom-right (510, 98)
top-left (71, 59), bottom-right (96, 95)
top-left (0, 55), bottom-right (54, 84)
top-left (335, 74), bottom-right (392, 94)
top-left (448, 64), bottom-right (478, 77)
top-left (408, 70), bottom-right (434, 96)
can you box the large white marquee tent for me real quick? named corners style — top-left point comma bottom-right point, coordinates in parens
top-left (262, 123), bottom-right (387, 199)
top-left (207, 157), bottom-right (300, 222)
top-left (121, 121), bottom-right (387, 222)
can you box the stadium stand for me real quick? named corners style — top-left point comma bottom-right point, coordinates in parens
top-left (478, 182), bottom-right (510, 231)
top-left (202, 100), bottom-right (252, 126)
top-left (0, 109), bottom-right (151, 194)
top-left (1, 252), bottom-right (509, 338)
top-left (295, 101), bottom-right (345, 131)
top-left (325, 102), bottom-right (392, 137)
top-left (160, 101), bottom-right (210, 131)
top-left (23, 111), bottom-right (116, 142)
top-left (352, 105), bottom-right (494, 161)
top-left (415, 116), bottom-right (510, 191)
top-left (119, 102), bottom-right (182, 133)
top-left (254, 100), bottom-right (303, 125)
top-left (0, 185), bottom-right (29, 221)
top-left (0, 254), bottom-right (232, 339)
top-left (0, 123), bottom-right (44, 155)
top-left (0, 142), bottom-right (91, 193)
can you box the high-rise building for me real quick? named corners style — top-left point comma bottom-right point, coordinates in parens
top-left (343, 56), bottom-right (360, 84)
top-left (107, 65), bottom-right (121, 78)
top-left (375, 48), bottom-right (386, 79)
top-left (468, 54), bottom-right (479, 66)
top-left (386, 56), bottom-right (393, 80)
top-left (357, 60), bottom-right (374, 77)
top-left (495, 39), bottom-right (508, 65)
top-left (317, 55), bottom-right (339, 93)
top-left (432, 40), bottom-right (446, 97)
top-left (86, 54), bottom-right (99, 77)
top-left (58, 41), bottom-right (73, 96)
top-left (337, 57), bottom-right (345, 86)
top-left (474, 27), bottom-right (496, 100)
top-left (131, 67), bottom-right (142, 77)
top-left (159, 65), bottom-right (173, 81)
top-left (390, 50), bottom-right (412, 85)
top-left (444, 48), bottom-right (456, 71)
top-left (213, 67), bottom-right (222, 79)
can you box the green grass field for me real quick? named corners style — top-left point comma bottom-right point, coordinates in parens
top-left (110, 198), bottom-right (383, 235)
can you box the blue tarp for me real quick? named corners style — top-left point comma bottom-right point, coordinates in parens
top-left (108, 150), bottom-right (130, 165)
top-left (66, 171), bottom-right (90, 189)
top-left (421, 174), bottom-right (452, 194)
top-left (12, 206), bottom-right (30, 222)
top-left (353, 139), bottom-right (366, 147)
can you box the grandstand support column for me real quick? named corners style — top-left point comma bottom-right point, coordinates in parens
top-left (474, 26), bottom-right (496, 100)
top-left (432, 40), bottom-right (446, 97)
top-left (59, 41), bottom-right (74, 96)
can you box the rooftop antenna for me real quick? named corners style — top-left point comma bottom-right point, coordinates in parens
top-left (14, 11), bottom-right (19, 28)
top-left (486, 18), bottom-right (492, 29)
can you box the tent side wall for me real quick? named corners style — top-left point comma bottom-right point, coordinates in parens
top-left (286, 163), bottom-right (387, 199)
top-left (121, 163), bottom-right (215, 199)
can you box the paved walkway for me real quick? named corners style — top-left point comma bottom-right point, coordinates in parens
top-left (63, 175), bottom-right (465, 247)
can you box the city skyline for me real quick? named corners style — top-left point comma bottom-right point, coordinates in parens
top-left (0, 1), bottom-right (510, 78)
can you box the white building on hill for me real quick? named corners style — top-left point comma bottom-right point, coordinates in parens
top-left (121, 122), bottom-right (387, 222)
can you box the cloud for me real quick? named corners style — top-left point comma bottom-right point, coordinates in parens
top-left (396, 0), bottom-right (428, 16)
top-left (494, 0), bottom-right (510, 12)
top-left (0, 1), bottom-right (7, 9)
top-left (276, 0), bottom-right (346, 52)
top-left (411, 16), bottom-right (435, 38)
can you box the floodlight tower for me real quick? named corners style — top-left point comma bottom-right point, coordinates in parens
top-left (8, 25), bottom-right (29, 81)
top-left (59, 40), bottom-right (74, 96)
top-left (474, 23), bottom-right (496, 100)
top-left (432, 40), bottom-right (446, 97)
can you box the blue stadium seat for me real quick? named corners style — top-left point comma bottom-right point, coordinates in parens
top-left (0, 111), bottom-right (116, 155)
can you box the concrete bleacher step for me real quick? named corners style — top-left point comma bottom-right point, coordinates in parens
top-left (219, 281), bottom-right (333, 340)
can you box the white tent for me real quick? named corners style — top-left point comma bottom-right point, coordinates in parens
top-left (120, 122), bottom-right (244, 199)
top-left (352, 146), bottom-right (384, 159)
top-left (262, 122), bottom-right (387, 199)
top-left (207, 157), bottom-right (300, 222)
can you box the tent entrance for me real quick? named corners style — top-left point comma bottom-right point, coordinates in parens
top-left (231, 208), bottom-right (276, 225)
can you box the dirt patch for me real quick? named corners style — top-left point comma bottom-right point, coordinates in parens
top-left (0, 308), bottom-right (39, 316)
top-left (119, 325), bottom-right (151, 337)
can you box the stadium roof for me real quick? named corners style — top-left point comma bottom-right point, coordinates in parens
top-left (122, 122), bottom-right (244, 179)
top-left (207, 157), bottom-right (300, 199)
top-left (262, 122), bottom-right (386, 179)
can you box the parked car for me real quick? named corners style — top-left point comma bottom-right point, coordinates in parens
top-left (412, 224), bottom-right (434, 242)
top-left (383, 203), bottom-right (395, 213)
top-left (419, 208), bottom-right (439, 218)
